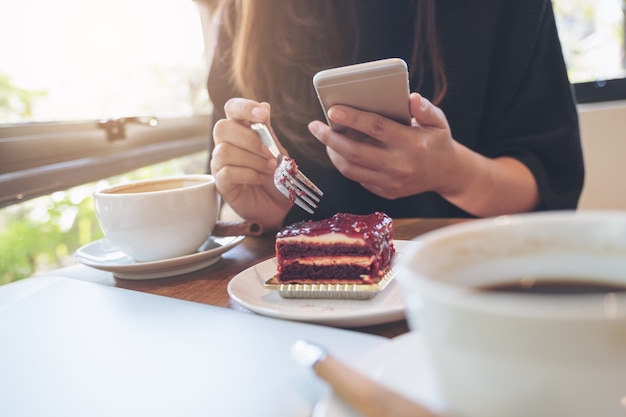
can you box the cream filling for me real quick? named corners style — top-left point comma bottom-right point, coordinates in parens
top-left (277, 233), bottom-right (366, 245)
top-left (282, 256), bottom-right (374, 266)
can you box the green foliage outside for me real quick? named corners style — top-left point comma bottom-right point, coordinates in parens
top-left (0, 152), bottom-right (208, 286)
top-left (0, 189), bottom-right (103, 285)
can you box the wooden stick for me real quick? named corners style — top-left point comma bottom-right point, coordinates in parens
top-left (212, 220), bottom-right (264, 237)
top-left (291, 340), bottom-right (443, 417)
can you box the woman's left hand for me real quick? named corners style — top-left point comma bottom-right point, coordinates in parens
top-left (308, 92), bottom-right (460, 200)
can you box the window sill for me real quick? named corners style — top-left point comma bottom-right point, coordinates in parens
top-left (574, 79), bottom-right (626, 104)
top-left (0, 136), bottom-right (208, 208)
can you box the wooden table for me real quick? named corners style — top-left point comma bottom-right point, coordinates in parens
top-left (54, 218), bottom-right (466, 339)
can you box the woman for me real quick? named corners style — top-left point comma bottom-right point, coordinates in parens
top-left (208, 0), bottom-right (584, 232)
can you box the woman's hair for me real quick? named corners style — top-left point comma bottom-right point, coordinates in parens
top-left (219, 0), bottom-right (447, 161)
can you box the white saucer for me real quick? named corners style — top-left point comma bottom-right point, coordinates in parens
top-left (75, 235), bottom-right (246, 280)
top-left (226, 240), bottom-right (409, 327)
top-left (313, 332), bottom-right (447, 417)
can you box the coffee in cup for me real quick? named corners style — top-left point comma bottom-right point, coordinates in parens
top-left (94, 174), bottom-right (219, 262)
top-left (397, 210), bottom-right (626, 417)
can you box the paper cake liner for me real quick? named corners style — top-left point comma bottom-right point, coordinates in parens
top-left (263, 257), bottom-right (399, 300)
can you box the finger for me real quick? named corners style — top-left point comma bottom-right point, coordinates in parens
top-left (212, 159), bottom-right (278, 208)
top-left (332, 160), bottom-right (408, 200)
top-left (409, 93), bottom-right (447, 129)
top-left (212, 164), bottom-right (289, 210)
top-left (324, 144), bottom-right (395, 185)
top-left (211, 141), bottom-right (276, 175)
top-left (213, 165), bottom-right (272, 191)
top-left (224, 98), bottom-right (270, 123)
top-left (310, 120), bottom-right (393, 170)
top-left (326, 105), bottom-right (399, 145)
top-left (213, 118), bottom-right (275, 159)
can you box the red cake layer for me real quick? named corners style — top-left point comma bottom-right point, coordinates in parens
top-left (275, 212), bottom-right (395, 284)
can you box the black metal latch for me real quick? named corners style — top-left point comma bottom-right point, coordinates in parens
top-left (97, 116), bottom-right (158, 141)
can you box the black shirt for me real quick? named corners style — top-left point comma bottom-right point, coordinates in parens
top-left (207, 0), bottom-right (584, 224)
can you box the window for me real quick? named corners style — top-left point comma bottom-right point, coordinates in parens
top-left (0, 0), bottom-right (216, 283)
top-left (0, 0), bottom-right (214, 206)
top-left (554, 0), bottom-right (626, 103)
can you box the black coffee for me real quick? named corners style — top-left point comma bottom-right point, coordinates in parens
top-left (480, 279), bottom-right (626, 295)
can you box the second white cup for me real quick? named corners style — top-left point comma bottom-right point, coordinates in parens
top-left (397, 211), bottom-right (626, 417)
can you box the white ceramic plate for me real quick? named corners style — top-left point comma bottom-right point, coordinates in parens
top-left (226, 240), bottom-right (409, 327)
top-left (313, 332), bottom-right (447, 417)
top-left (75, 235), bottom-right (246, 280)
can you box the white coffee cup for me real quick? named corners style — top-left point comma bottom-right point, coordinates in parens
top-left (94, 174), bottom-right (219, 262)
top-left (397, 210), bottom-right (626, 417)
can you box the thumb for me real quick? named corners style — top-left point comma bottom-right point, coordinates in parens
top-left (410, 93), bottom-right (447, 129)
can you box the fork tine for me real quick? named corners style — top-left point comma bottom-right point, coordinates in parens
top-left (294, 171), bottom-right (323, 198)
top-left (278, 183), bottom-right (315, 214)
top-left (275, 176), bottom-right (318, 213)
top-left (293, 189), bottom-right (319, 210)
top-left (291, 177), bottom-right (321, 202)
top-left (281, 179), bottom-right (319, 212)
top-left (275, 156), bottom-right (323, 213)
top-left (294, 197), bottom-right (315, 215)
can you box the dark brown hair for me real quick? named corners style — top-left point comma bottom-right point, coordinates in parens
top-left (221, 0), bottom-right (447, 160)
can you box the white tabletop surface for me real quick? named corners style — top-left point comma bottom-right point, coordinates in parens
top-left (0, 276), bottom-right (387, 417)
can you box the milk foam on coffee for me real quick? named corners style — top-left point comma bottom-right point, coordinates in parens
top-left (103, 178), bottom-right (206, 194)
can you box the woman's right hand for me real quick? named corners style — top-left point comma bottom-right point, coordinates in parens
top-left (210, 98), bottom-right (293, 232)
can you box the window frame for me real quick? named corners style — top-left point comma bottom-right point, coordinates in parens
top-left (573, 79), bottom-right (626, 104)
top-left (0, 115), bottom-right (211, 208)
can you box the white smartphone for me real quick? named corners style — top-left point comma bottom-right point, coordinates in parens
top-left (313, 58), bottom-right (411, 132)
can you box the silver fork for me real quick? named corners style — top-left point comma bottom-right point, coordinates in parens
top-left (251, 123), bottom-right (323, 214)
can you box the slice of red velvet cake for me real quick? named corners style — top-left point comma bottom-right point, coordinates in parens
top-left (274, 212), bottom-right (395, 285)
